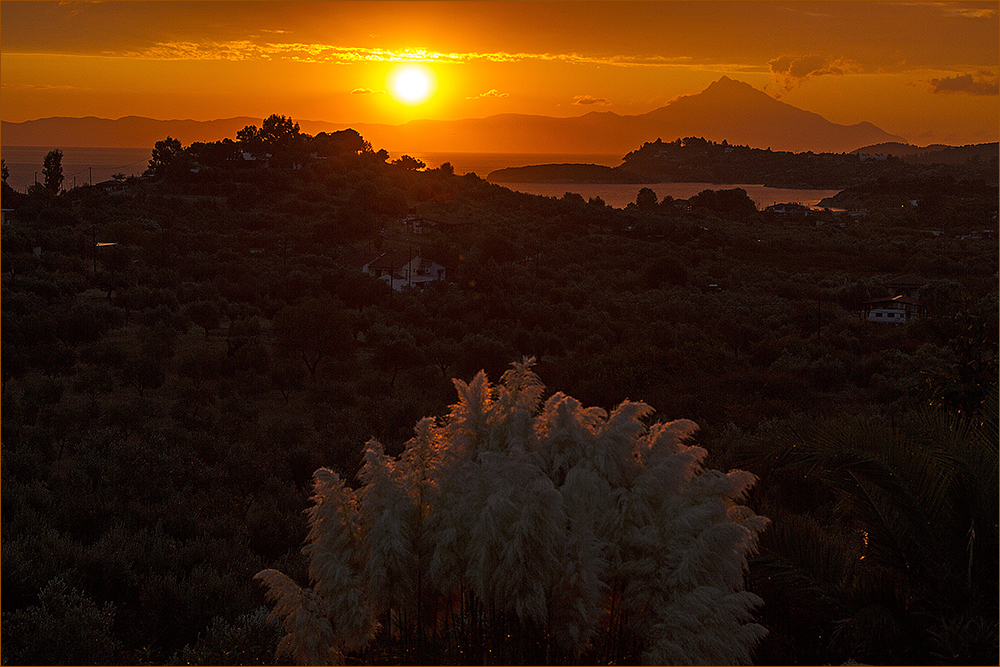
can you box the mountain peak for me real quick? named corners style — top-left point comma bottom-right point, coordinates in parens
top-left (701, 76), bottom-right (770, 99)
top-left (636, 76), bottom-right (904, 152)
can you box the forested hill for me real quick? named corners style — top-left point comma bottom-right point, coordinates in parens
top-left (852, 141), bottom-right (999, 164)
top-left (488, 136), bottom-right (998, 189)
top-left (817, 170), bottom-right (1000, 215)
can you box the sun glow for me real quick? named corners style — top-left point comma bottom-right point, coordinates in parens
top-left (386, 63), bottom-right (437, 106)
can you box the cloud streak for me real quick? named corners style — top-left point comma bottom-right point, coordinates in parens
top-left (572, 94), bottom-right (611, 106)
top-left (929, 2), bottom-right (997, 19)
top-left (1, 83), bottom-right (82, 91)
top-left (925, 71), bottom-right (999, 95)
top-left (118, 40), bottom-right (702, 68)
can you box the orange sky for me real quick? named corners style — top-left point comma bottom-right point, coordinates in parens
top-left (1, 1), bottom-right (997, 146)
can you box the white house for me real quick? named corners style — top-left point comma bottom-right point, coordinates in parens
top-left (864, 295), bottom-right (923, 324)
top-left (361, 249), bottom-right (447, 291)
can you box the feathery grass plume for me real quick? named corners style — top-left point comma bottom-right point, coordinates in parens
top-left (494, 459), bottom-right (566, 624)
top-left (496, 356), bottom-right (546, 415)
top-left (253, 569), bottom-right (341, 665)
top-left (645, 586), bottom-right (768, 665)
top-left (399, 417), bottom-right (441, 500)
top-left (446, 370), bottom-right (493, 454)
top-left (301, 468), bottom-right (376, 652)
top-left (549, 498), bottom-right (610, 653)
top-left (591, 400), bottom-right (653, 487)
top-left (535, 392), bottom-right (606, 485)
top-left (358, 440), bottom-right (418, 625)
top-left (257, 359), bottom-right (768, 664)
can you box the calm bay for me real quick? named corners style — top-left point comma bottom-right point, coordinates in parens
top-left (2, 146), bottom-right (842, 208)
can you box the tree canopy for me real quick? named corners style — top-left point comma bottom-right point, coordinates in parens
top-left (42, 149), bottom-right (64, 192)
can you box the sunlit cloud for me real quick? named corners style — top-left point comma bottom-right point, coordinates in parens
top-left (780, 5), bottom-right (834, 19)
top-left (926, 2), bottom-right (997, 19)
top-left (925, 71), bottom-right (999, 95)
top-left (352, 88), bottom-right (376, 95)
top-left (768, 54), bottom-right (862, 94)
top-left (466, 89), bottom-right (509, 100)
top-left (132, 40), bottom-right (263, 61)
top-left (55, 1), bottom-right (97, 15)
top-left (572, 94), bottom-right (611, 106)
top-left (119, 40), bottom-right (702, 69)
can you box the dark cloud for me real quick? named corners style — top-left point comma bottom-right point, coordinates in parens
top-left (926, 71), bottom-right (999, 96)
top-left (572, 94), bottom-right (611, 106)
top-left (768, 54), bottom-right (860, 94)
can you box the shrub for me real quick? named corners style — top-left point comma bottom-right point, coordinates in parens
top-left (0, 578), bottom-right (120, 665)
top-left (256, 359), bottom-right (768, 664)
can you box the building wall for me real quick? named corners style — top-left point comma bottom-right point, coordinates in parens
top-left (868, 308), bottom-right (908, 324)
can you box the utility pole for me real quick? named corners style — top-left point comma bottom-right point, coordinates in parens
top-left (89, 167), bottom-right (93, 185)
top-left (817, 297), bottom-right (822, 341)
top-left (92, 222), bottom-right (98, 275)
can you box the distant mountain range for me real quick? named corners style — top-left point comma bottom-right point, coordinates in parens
top-left (3, 77), bottom-right (908, 154)
top-left (1, 115), bottom-right (291, 150)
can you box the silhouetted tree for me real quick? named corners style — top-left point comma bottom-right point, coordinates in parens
top-left (272, 297), bottom-right (356, 380)
top-left (42, 149), bottom-right (64, 193)
top-left (311, 129), bottom-right (370, 156)
top-left (148, 137), bottom-right (184, 177)
top-left (256, 114), bottom-right (310, 168)
top-left (186, 139), bottom-right (241, 168)
top-left (260, 114), bottom-right (300, 146)
top-left (689, 188), bottom-right (758, 220)
top-left (636, 187), bottom-right (658, 211)
top-left (368, 322), bottom-right (422, 389)
top-left (183, 300), bottom-right (223, 338)
top-left (392, 155), bottom-right (425, 171)
top-left (236, 125), bottom-right (263, 156)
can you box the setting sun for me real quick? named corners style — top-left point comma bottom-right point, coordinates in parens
top-left (386, 63), bottom-right (438, 106)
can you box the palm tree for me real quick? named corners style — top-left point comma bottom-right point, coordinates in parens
top-left (740, 392), bottom-right (998, 664)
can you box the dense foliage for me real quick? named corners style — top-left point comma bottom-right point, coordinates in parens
top-left (617, 136), bottom-right (999, 189)
top-left (1, 117), bottom-right (997, 665)
top-left (489, 136), bottom-right (999, 190)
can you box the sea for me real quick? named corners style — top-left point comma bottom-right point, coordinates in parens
top-left (2, 146), bottom-right (153, 193)
top-left (1, 146), bottom-right (840, 209)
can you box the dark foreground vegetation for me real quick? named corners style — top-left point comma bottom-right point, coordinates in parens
top-left (1, 117), bottom-right (997, 665)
